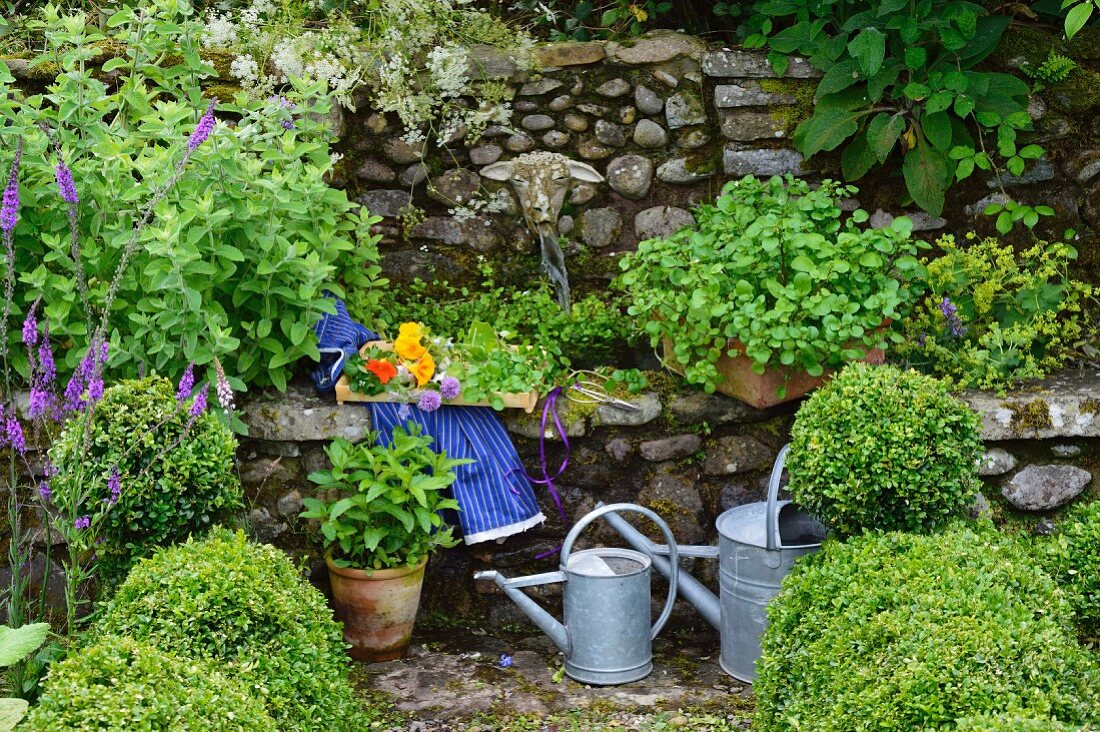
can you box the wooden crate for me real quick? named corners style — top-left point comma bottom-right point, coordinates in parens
top-left (334, 341), bottom-right (540, 413)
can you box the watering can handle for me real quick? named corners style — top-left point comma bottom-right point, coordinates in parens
top-left (765, 444), bottom-right (791, 552)
top-left (559, 503), bottom-right (679, 641)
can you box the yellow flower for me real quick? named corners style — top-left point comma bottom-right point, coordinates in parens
top-left (410, 353), bottom-right (436, 387)
top-left (629, 4), bottom-right (648, 22)
top-left (398, 322), bottom-right (425, 340)
top-left (395, 334), bottom-right (426, 361)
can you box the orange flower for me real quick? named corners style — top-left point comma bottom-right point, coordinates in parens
top-left (365, 358), bottom-right (398, 385)
top-left (409, 353), bottom-right (436, 387)
top-left (398, 322), bottom-right (425, 340)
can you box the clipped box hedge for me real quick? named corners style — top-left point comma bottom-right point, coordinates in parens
top-left (755, 527), bottom-right (1100, 731)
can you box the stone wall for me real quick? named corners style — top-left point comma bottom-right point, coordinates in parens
top-left (238, 370), bottom-right (1099, 627)
top-left (335, 29), bottom-right (1100, 292)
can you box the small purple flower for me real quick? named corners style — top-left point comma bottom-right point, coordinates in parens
top-left (917, 332), bottom-right (927, 348)
top-left (22, 303), bottom-right (37, 347)
top-left (440, 376), bottom-right (461, 400)
top-left (6, 417), bottom-right (25, 454)
top-left (106, 467), bottom-right (121, 506)
top-left (86, 375), bottom-right (104, 406)
top-left (37, 328), bottom-right (56, 385)
top-left (55, 161), bottom-right (78, 205)
top-left (73, 515), bottom-right (91, 530)
top-left (64, 340), bottom-right (108, 413)
top-left (27, 387), bottom-right (51, 419)
top-left (396, 403), bottom-right (412, 421)
top-left (417, 390), bottom-right (442, 413)
top-left (38, 482), bottom-right (51, 501)
top-left (280, 119), bottom-right (295, 130)
top-left (190, 385), bottom-right (208, 417)
top-left (499, 654), bottom-right (513, 668)
top-left (187, 100), bottom-right (218, 151)
top-left (177, 363), bottom-right (195, 403)
top-left (213, 358), bottom-right (233, 410)
top-left (939, 297), bottom-right (968, 338)
top-left (1, 148), bottom-right (20, 233)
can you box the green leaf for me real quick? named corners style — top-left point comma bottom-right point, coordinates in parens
top-left (921, 112), bottom-right (952, 150)
top-left (841, 133), bottom-right (877, 180)
top-left (903, 46), bottom-right (927, 70)
top-left (0, 624), bottom-right (50, 667)
top-left (848, 28), bottom-right (887, 77)
top-left (793, 108), bottom-right (863, 156)
top-left (814, 59), bottom-right (863, 99)
top-left (902, 144), bottom-right (950, 216)
top-left (1065, 2), bottom-right (1094, 39)
top-left (0, 698), bottom-right (29, 732)
top-left (866, 113), bottom-right (905, 161)
top-left (903, 82), bottom-right (931, 100)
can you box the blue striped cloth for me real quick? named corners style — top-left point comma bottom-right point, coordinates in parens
top-left (311, 298), bottom-right (546, 544)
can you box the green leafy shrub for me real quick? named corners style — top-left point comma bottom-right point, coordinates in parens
top-left (96, 529), bottom-right (363, 732)
top-left (0, 2), bottom-right (382, 390)
top-left (755, 528), bottom-right (1100, 731)
top-left (49, 377), bottom-right (240, 576)
top-left (1038, 499), bottom-right (1100, 637)
top-left (744, 0), bottom-right (1035, 216)
top-left (303, 424), bottom-right (466, 570)
top-left (616, 176), bottom-right (925, 394)
top-left (895, 234), bottom-right (1092, 391)
top-left (955, 715), bottom-right (1083, 732)
top-left (788, 363), bottom-right (982, 535)
top-left (22, 635), bottom-right (276, 732)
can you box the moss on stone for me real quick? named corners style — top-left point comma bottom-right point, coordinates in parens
top-left (1049, 68), bottom-right (1100, 112)
top-left (1008, 399), bottom-right (1053, 433)
top-left (991, 24), bottom-right (1059, 68)
top-left (758, 77), bottom-right (817, 131)
top-left (1081, 398), bottom-right (1100, 415)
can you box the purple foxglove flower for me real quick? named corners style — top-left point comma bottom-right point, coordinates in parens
top-left (106, 467), bottom-right (121, 506)
top-left (27, 387), bottom-right (51, 419)
top-left (190, 384), bottom-right (208, 417)
top-left (177, 363), bottom-right (195, 403)
top-left (6, 417), bottom-right (25, 454)
top-left (417, 390), bottom-right (442, 413)
top-left (22, 303), bottom-right (37, 347)
top-left (440, 376), bottom-right (461, 400)
top-left (187, 100), bottom-right (218, 151)
top-left (37, 326), bottom-right (56, 384)
top-left (38, 482), bottom-right (51, 501)
top-left (86, 375), bottom-right (104, 406)
top-left (74, 515), bottom-right (91, 530)
top-left (55, 162), bottom-right (78, 205)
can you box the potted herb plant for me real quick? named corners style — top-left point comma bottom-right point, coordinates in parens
top-left (615, 174), bottom-right (927, 408)
top-left (302, 424), bottom-right (469, 661)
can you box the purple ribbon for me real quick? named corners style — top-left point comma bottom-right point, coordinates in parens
top-left (507, 386), bottom-right (572, 559)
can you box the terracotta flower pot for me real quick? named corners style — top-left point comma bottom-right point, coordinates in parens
top-left (661, 336), bottom-right (886, 410)
top-left (326, 555), bottom-right (427, 662)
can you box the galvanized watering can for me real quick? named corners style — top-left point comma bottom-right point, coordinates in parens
top-left (475, 503), bottom-right (679, 686)
top-left (600, 444), bottom-right (827, 683)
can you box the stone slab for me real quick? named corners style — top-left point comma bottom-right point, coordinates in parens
top-left (240, 385), bottom-right (372, 443)
top-left (959, 370), bottom-right (1100, 440)
top-left (703, 50), bottom-right (820, 78)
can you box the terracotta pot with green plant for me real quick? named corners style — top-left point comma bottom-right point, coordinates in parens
top-left (302, 424), bottom-right (468, 661)
top-left (616, 174), bottom-right (928, 408)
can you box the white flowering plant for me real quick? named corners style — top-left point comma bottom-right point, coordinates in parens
top-left (202, 0), bottom-right (536, 142)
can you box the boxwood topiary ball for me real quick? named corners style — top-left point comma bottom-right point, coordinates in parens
top-left (755, 527), bottom-right (1100, 731)
top-left (21, 635), bottom-right (276, 732)
top-left (49, 376), bottom-right (240, 574)
top-left (787, 363), bottom-right (982, 536)
top-left (96, 528), bottom-right (364, 732)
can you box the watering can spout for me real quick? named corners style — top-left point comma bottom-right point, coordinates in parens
top-left (474, 570), bottom-right (570, 654)
top-left (597, 504), bottom-right (722, 631)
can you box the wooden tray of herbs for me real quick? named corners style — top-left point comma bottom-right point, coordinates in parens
top-left (334, 323), bottom-right (542, 413)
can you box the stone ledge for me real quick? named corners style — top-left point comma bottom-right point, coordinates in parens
top-left (240, 384), bottom-right (372, 443)
top-left (703, 50), bottom-right (821, 79)
top-left (960, 369), bottom-right (1100, 441)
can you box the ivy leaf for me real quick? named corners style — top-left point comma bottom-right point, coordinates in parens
top-left (903, 143), bottom-right (950, 216)
top-left (848, 28), bottom-right (887, 77)
top-left (866, 112), bottom-right (906, 162)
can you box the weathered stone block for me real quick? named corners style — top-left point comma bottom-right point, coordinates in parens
top-left (591, 393), bottom-right (662, 427)
top-left (634, 206), bottom-right (695, 240)
top-left (703, 436), bottom-right (774, 476)
top-left (719, 109), bottom-right (788, 141)
top-left (640, 434), bottom-right (702, 462)
top-left (1002, 465), bottom-right (1092, 511)
top-left (665, 91), bottom-right (707, 128)
top-left (715, 81), bottom-right (797, 107)
top-left (607, 31), bottom-right (707, 65)
top-left (960, 371), bottom-right (1100, 440)
top-left (240, 386), bottom-right (371, 443)
top-left (607, 155), bottom-right (655, 199)
top-left (702, 50), bottom-right (819, 79)
top-left (536, 41), bottom-right (606, 67)
top-left (723, 147), bottom-right (805, 176)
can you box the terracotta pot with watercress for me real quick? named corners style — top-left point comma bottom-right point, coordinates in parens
top-left (615, 174), bottom-right (927, 407)
top-left (302, 424), bottom-right (468, 661)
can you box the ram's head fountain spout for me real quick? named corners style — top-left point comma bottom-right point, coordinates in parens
top-left (481, 152), bottom-right (604, 313)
